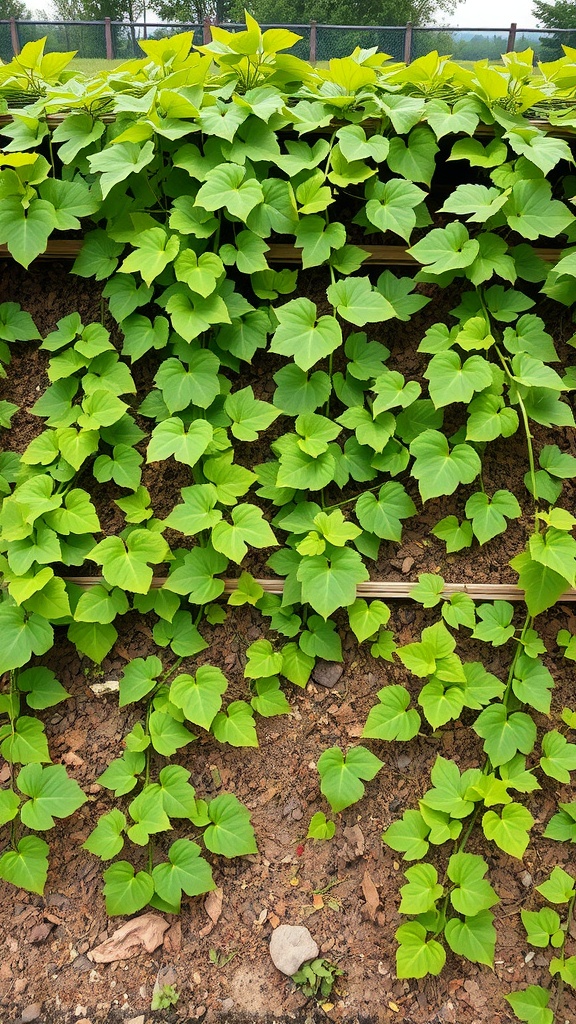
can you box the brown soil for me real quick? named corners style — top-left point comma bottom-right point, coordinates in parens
top-left (1, 260), bottom-right (574, 585)
top-left (1, 604), bottom-right (576, 1024)
top-left (1, 259), bottom-right (576, 1024)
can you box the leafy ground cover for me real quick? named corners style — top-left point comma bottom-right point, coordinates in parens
top-left (0, 20), bottom-right (575, 1024)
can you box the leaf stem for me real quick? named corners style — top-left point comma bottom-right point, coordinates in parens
top-left (322, 483), bottom-right (381, 512)
top-left (495, 345), bottom-right (539, 525)
top-left (8, 671), bottom-right (19, 849)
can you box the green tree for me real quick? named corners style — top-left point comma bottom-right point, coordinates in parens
top-left (228, 0), bottom-right (459, 26)
top-left (151, 0), bottom-right (233, 22)
top-left (532, 0), bottom-right (576, 59)
top-left (52, 0), bottom-right (143, 19)
top-left (0, 0), bottom-right (31, 16)
top-left (152, 0), bottom-right (458, 26)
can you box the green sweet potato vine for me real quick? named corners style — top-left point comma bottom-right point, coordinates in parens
top-left (0, 19), bottom-right (576, 1022)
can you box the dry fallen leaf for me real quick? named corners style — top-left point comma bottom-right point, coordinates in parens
top-left (199, 887), bottom-right (223, 937)
top-left (163, 920), bottom-right (182, 953)
top-left (343, 824), bottom-right (365, 857)
top-left (205, 887), bottom-right (223, 924)
top-left (88, 914), bottom-right (169, 963)
top-left (361, 870), bottom-right (380, 921)
top-left (62, 751), bottom-right (84, 768)
top-left (89, 680), bottom-right (119, 696)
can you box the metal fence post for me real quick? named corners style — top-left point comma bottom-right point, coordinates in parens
top-left (203, 16), bottom-right (211, 44)
top-left (403, 21), bottom-right (412, 64)
top-left (10, 18), bottom-right (20, 57)
top-left (310, 20), bottom-right (317, 63)
top-left (507, 21), bottom-right (517, 51)
top-left (105, 17), bottom-right (114, 59)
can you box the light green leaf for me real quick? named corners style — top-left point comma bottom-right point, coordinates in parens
top-left (82, 809), bottom-right (126, 861)
top-left (505, 986), bottom-right (553, 1024)
top-left (102, 861), bottom-right (154, 916)
top-left (395, 922), bottom-right (446, 979)
top-left (18, 762), bottom-right (86, 830)
top-left (0, 836), bottom-right (49, 895)
top-left (152, 839), bottom-right (215, 910)
top-left (118, 656), bottom-right (163, 707)
top-left (382, 809), bottom-right (430, 861)
top-left (317, 745), bottom-right (383, 813)
top-left (482, 802), bottom-right (534, 858)
top-left (270, 298), bottom-right (341, 372)
top-left (88, 141), bottom-right (155, 199)
top-left (355, 482), bottom-right (416, 542)
top-left (224, 386), bottom-right (278, 441)
top-left (203, 792), bottom-right (258, 858)
top-left (297, 546), bottom-right (369, 619)
top-left (307, 811), bottom-right (336, 841)
top-left (170, 666), bottom-right (228, 730)
top-left (444, 910), bottom-right (496, 967)
top-left (362, 686), bottom-right (421, 742)
top-left (536, 866), bottom-right (576, 904)
top-left (211, 700), bottom-right (258, 748)
top-left (365, 178), bottom-right (426, 242)
top-left (540, 729), bottom-right (576, 783)
top-left (195, 163), bottom-right (263, 220)
top-left (447, 852), bottom-right (499, 916)
top-left (88, 530), bottom-right (170, 594)
top-left (348, 598), bottom-right (390, 643)
top-left (211, 504), bottom-right (277, 562)
top-left (327, 277), bottom-right (395, 327)
top-left (399, 864), bottom-right (443, 915)
top-left (410, 430), bottom-right (481, 502)
top-left (251, 677), bottom-right (291, 717)
top-left (17, 667), bottom-right (69, 710)
top-left (465, 490), bottom-right (521, 545)
top-left (0, 715), bottom-right (50, 765)
top-left (408, 223), bottom-right (479, 275)
top-left (148, 710), bottom-right (195, 757)
top-left (98, 750), bottom-right (145, 797)
top-left (425, 351), bottom-right (493, 408)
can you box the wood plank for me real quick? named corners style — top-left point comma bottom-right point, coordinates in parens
top-left (0, 240), bottom-right (563, 265)
top-left (62, 575), bottom-right (576, 601)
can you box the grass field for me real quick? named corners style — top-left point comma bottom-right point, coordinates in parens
top-left (71, 57), bottom-right (126, 72)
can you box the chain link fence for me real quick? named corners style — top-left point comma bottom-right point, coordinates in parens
top-left (110, 22), bottom-right (202, 60)
top-left (315, 25), bottom-right (405, 61)
top-left (1, 20), bottom-right (576, 65)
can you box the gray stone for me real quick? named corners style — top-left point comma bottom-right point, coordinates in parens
top-left (21, 1005), bottom-right (42, 1023)
top-left (269, 925), bottom-right (318, 976)
top-left (312, 662), bottom-right (343, 689)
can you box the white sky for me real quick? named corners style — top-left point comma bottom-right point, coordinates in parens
top-left (449, 0), bottom-right (539, 28)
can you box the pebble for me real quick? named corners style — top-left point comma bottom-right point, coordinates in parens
top-left (312, 662), bottom-right (344, 689)
top-left (269, 924), bottom-right (319, 976)
top-left (21, 1005), bottom-right (42, 1023)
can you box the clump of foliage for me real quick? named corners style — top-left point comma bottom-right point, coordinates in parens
top-left (291, 958), bottom-right (344, 1001)
top-left (0, 21), bottom-right (575, 1023)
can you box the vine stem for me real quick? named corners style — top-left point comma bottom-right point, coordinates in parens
top-left (551, 891), bottom-right (576, 1020)
top-left (144, 698), bottom-right (153, 873)
top-left (8, 671), bottom-right (18, 849)
top-left (495, 346), bottom-right (539, 524)
top-left (434, 609), bottom-right (533, 931)
top-left (321, 483), bottom-right (381, 512)
top-left (476, 286), bottom-right (539, 522)
top-left (322, 133), bottom-right (338, 420)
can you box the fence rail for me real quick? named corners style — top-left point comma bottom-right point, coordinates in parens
top-left (0, 18), bottom-right (575, 64)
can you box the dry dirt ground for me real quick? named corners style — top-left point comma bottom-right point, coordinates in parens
top-left (0, 260), bottom-right (575, 1024)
